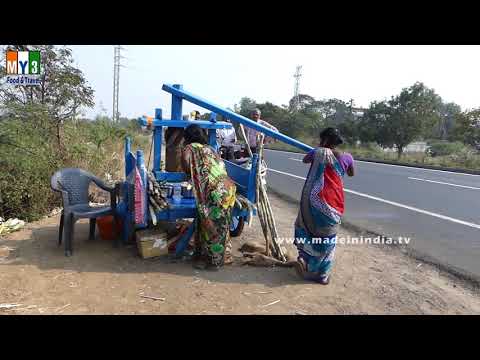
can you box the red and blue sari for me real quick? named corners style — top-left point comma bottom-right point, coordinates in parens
top-left (294, 147), bottom-right (347, 282)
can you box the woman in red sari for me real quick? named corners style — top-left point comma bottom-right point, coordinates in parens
top-left (294, 128), bottom-right (355, 284)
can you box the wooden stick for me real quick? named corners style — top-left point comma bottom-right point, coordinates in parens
top-left (140, 295), bottom-right (166, 301)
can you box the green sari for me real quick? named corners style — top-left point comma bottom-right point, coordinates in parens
top-left (182, 143), bottom-right (236, 266)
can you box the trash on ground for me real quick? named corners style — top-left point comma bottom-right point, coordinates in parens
top-left (260, 300), bottom-right (280, 307)
top-left (140, 294), bottom-right (166, 301)
top-left (0, 303), bottom-right (23, 309)
top-left (0, 218), bottom-right (25, 235)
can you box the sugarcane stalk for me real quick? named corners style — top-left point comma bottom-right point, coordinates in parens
top-left (239, 124), bottom-right (253, 158)
top-left (257, 134), bottom-right (286, 262)
top-left (259, 193), bottom-right (272, 256)
top-left (149, 204), bottom-right (157, 226)
top-left (256, 136), bottom-right (272, 256)
top-left (255, 162), bottom-right (270, 255)
top-left (259, 190), bottom-right (277, 258)
top-left (256, 134), bottom-right (272, 256)
top-left (149, 197), bottom-right (161, 211)
top-left (260, 184), bottom-right (286, 261)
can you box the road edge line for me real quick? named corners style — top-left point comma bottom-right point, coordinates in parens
top-left (264, 148), bottom-right (480, 176)
top-left (267, 186), bottom-right (480, 289)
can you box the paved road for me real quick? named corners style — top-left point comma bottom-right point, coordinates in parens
top-left (264, 149), bottom-right (480, 280)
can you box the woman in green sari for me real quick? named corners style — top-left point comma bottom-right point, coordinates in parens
top-left (181, 125), bottom-right (237, 270)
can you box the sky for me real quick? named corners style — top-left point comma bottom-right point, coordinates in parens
top-left (69, 45), bottom-right (480, 119)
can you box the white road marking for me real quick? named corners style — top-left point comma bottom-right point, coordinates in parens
top-left (265, 148), bottom-right (480, 177)
top-left (408, 177), bottom-right (480, 190)
top-left (264, 149), bottom-right (307, 156)
top-left (356, 160), bottom-right (480, 177)
top-left (268, 168), bottom-right (306, 180)
top-left (289, 153), bottom-right (480, 188)
top-left (267, 168), bottom-right (480, 230)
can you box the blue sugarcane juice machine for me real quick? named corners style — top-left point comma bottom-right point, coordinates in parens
top-left (116, 84), bottom-right (313, 257)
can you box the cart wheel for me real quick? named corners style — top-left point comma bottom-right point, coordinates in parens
top-left (230, 216), bottom-right (245, 237)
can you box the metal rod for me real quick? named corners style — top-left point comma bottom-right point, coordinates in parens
top-left (162, 84), bottom-right (313, 153)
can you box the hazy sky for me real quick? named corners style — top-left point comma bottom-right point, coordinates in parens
top-left (69, 45), bottom-right (480, 119)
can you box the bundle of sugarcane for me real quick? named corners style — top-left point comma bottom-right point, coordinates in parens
top-left (238, 124), bottom-right (286, 262)
top-left (255, 134), bottom-right (286, 262)
top-left (146, 171), bottom-right (169, 226)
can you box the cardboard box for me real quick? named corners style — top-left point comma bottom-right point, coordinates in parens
top-left (136, 228), bottom-right (169, 259)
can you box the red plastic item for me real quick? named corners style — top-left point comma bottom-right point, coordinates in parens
top-left (97, 216), bottom-right (122, 241)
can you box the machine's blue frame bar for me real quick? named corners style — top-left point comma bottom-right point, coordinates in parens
top-left (162, 84), bottom-right (314, 153)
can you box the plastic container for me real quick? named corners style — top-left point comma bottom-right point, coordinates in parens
top-left (97, 216), bottom-right (122, 241)
top-left (181, 182), bottom-right (194, 198)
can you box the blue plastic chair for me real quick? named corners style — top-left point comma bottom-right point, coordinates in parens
top-left (51, 168), bottom-right (119, 256)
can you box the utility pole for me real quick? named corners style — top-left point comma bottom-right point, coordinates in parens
top-left (112, 45), bottom-right (126, 122)
top-left (293, 65), bottom-right (302, 111)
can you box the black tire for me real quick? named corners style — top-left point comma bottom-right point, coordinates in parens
top-left (230, 216), bottom-right (245, 237)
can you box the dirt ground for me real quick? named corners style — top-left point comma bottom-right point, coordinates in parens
top-left (1, 193), bottom-right (480, 315)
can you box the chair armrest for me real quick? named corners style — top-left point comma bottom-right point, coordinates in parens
top-left (90, 175), bottom-right (116, 193)
top-left (90, 176), bottom-right (119, 211)
top-left (111, 183), bottom-right (120, 211)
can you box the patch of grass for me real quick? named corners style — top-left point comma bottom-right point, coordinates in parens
top-left (0, 117), bottom-right (145, 221)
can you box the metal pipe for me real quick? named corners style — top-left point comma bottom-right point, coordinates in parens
top-left (162, 84), bottom-right (313, 153)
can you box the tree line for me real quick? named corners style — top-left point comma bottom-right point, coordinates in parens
top-left (0, 45), bottom-right (143, 221)
top-left (233, 82), bottom-right (480, 158)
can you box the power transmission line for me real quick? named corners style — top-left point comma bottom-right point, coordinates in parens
top-left (293, 65), bottom-right (302, 111)
top-left (112, 45), bottom-right (126, 122)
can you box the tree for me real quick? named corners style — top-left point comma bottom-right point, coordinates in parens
top-left (337, 117), bottom-right (360, 145)
top-left (359, 100), bottom-right (394, 146)
top-left (451, 108), bottom-right (480, 148)
top-left (89, 116), bottom-right (127, 149)
top-left (238, 97), bottom-right (257, 117)
top-left (424, 101), bottom-right (462, 140)
top-left (440, 102), bottom-right (462, 140)
top-left (360, 82), bottom-right (442, 158)
top-left (288, 94), bottom-right (316, 113)
top-left (0, 45), bottom-right (95, 148)
top-left (312, 99), bottom-right (351, 125)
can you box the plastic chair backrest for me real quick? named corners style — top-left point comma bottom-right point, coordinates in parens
top-left (51, 168), bottom-right (95, 206)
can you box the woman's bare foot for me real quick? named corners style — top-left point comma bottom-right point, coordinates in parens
top-left (224, 255), bottom-right (234, 265)
top-left (294, 258), bottom-right (330, 285)
top-left (315, 275), bottom-right (330, 285)
top-left (294, 258), bottom-right (307, 279)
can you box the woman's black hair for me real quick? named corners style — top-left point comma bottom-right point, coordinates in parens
top-left (184, 124), bottom-right (208, 145)
top-left (319, 127), bottom-right (344, 147)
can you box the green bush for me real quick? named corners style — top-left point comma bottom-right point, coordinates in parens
top-left (427, 141), bottom-right (465, 157)
top-left (0, 116), bottom-right (144, 221)
top-left (0, 118), bottom-right (62, 221)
